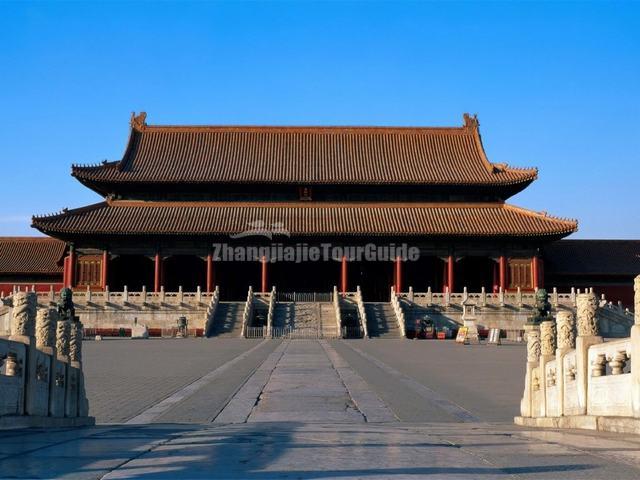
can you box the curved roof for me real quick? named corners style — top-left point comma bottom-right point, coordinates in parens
top-left (33, 200), bottom-right (577, 238)
top-left (0, 237), bottom-right (65, 275)
top-left (71, 113), bottom-right (537, 189)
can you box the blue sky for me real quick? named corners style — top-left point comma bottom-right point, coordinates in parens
top-left (0, 1), bottom-right (638, 238)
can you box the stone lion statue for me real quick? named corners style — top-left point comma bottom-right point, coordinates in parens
top-left (57, 287), bottom-right (76, 323)
top-left (529, 288), bottom-right (551, 325)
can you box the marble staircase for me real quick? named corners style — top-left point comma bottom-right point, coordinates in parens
top-left (364, 302), bottom-right (402, 338)
top-left (211, 302), bottom-right (245, 338)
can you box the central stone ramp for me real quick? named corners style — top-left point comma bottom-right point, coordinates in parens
top-left (272, 301), bottom-right (339, 338)
top-left (248, 341), bottom-right (363, 422)
top-left (365, 302), bottom-right (402, 338)
top-left (211, 301), bottom-right (245, 337)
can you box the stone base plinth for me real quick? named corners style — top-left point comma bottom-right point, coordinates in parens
top-left (0, 415), bottom-right (95, 430)
top-left (514, 415), bottom-right (640, 435)
top-left (462, 318), bottom-right (480, 344)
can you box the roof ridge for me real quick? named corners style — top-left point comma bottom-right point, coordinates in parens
top-left (0, 236), bottom-right (62, 242)
top-left (129, 111), bottom-right (479, 134)
top-left (32, 202), bottom-right (108, 221)
top-left (107, 199), bottom-right (511, 208)
top-left (502, 204), bottom-right (578, 226)
top-left (72, 160), bottom-right (118, 171)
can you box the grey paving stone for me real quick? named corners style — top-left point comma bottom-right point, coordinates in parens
top-left (320, 340), bottom-right (398, 423)
top-left (335, 339), bottom-right (526, 422)
top-left (82, 338), bottom-right (267, 423)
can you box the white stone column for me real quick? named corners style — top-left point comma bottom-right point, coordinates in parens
top-left (56, 320), bottom-right (70, 359)
top-left (67, 321), bottom-right (88, 417)
top-left (631, 275), bottom-right (640, 417)
top-left (575, 292), bottom-right (602, 415)
top-left (31, 308), bottom-right (58, 416)
top-left (69, 322), bottom-right (83, 367)
top-left (539, 320), bottom-right (556, 417)
top-left (555, 310), bottom-right (575, 417)
top-left (9, 292), bottom-right (38, 415)
top-left (36, 308), bottom-right (64, 417)
top-left (36, 308), bottom-right (57, 352)
top-left (10, 291), bottom-right (36, 340)
top-left (521, 324), bottom-right (541, 417)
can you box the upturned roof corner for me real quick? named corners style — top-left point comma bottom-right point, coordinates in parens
top-left (130, 111), bottom-right (148, 131)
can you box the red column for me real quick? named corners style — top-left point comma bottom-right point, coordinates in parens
top-left (261, 256), bottom-right (268, 293)
top-left (447, 255), bottom-right (454, 292)
top-left (63, 255), bottom-right (70, 288)
top-left (538, 257), bottom-right (545, 289)
top-left (499, 255), bottom-right (507, 290)
top-left (395, 256), bottom-right (402, 293)
top-left (206, 253), bottom-right (214, 293)
top-left (341, 256), bottom-right (348, 294)
top-left (154, 253), bottom-right (162, 293)
top-left (442, 259), bottom-right (448, 293)
top-left (101, 250), bottom-right (109, 289)
top-left (67, 246), bottom-right (76, 289)
top-left (532, 256), bottom-right (540, 289)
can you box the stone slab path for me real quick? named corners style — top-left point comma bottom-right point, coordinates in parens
top-left (214, 340), bottom-right (395, 424)
top-left (2, 339), bottom-right (640, 478)
top-left (2, 422), bottom-right (640, 479)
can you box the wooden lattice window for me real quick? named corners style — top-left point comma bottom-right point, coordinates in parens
top-left (75, 255), bottom-right (102, 287)
top-left (507, 258), bottom-right (533, 290)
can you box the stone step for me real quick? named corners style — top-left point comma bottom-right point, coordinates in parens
top-left (212, 302), bottom-right (245, 337)
top-left (364, 303), bottom-right (403, 338)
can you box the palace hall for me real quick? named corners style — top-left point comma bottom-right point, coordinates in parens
top-left (30, 113), bottom-right (577, 301)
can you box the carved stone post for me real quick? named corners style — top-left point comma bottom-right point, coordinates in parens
top-left (67, 319), bottom-right (89, 416)
top-left (555, 310), bottom-right (575, 417)
top-left (36, 308), bottom-right (58, 351)
top-left (527, 328), bottom-right (541, 363)
top-left (10, 291), bottom-right (36, 340)
top-left (521, 324), bottom-right (541, 417)
top-left (575, 292), bottom-right (602, 414)
top-left (539, 320), bottom-right (556, 417)
top-left (632, 275), bottom-right (640, 417)
top-left (56, 320), bottom-right (70, 358)
top-left (9, 291), bottom-right (39, 415)
top-left (540, 321), bottom-right (556, 357)
top-left (556, 311), bottom-right (576, 353)
top-left (69, 322), bottom-right (83, 366)
top-left (36, 308), bottom-right (65, 417)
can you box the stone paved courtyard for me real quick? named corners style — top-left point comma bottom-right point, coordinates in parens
top-left (2, 338), bottom-right (640, 478)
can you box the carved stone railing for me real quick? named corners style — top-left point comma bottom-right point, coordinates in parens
top-left (0, 291), bottom-right (93, 427)
top-left (240, 286), bottom-right (254, 338)
top-left (266, 287), bottom-right (276, 338)
top-left (355, 286), bottom-right (369, 339)
top-left (397, 286), bottom-right (635, 313)
top-left (390, 287), bottom-right (406, 338)
top-left (333, 286), bottom-right (342, 335)
top-left (203, 286), bottom-right (220, 338)
top-left (10, 285), bottom-right (631, 318)
top-left (15, 287), bottom-right (216, 310)
top-left (515, 276), bottom-right (640, 433)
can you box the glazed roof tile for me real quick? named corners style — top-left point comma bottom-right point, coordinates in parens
top-left (71, 114), bottom-right (537, 187)
top-left (0, 237), bottom-right (65, 274)
top-left (32, 201), bottom-right (577, 238)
